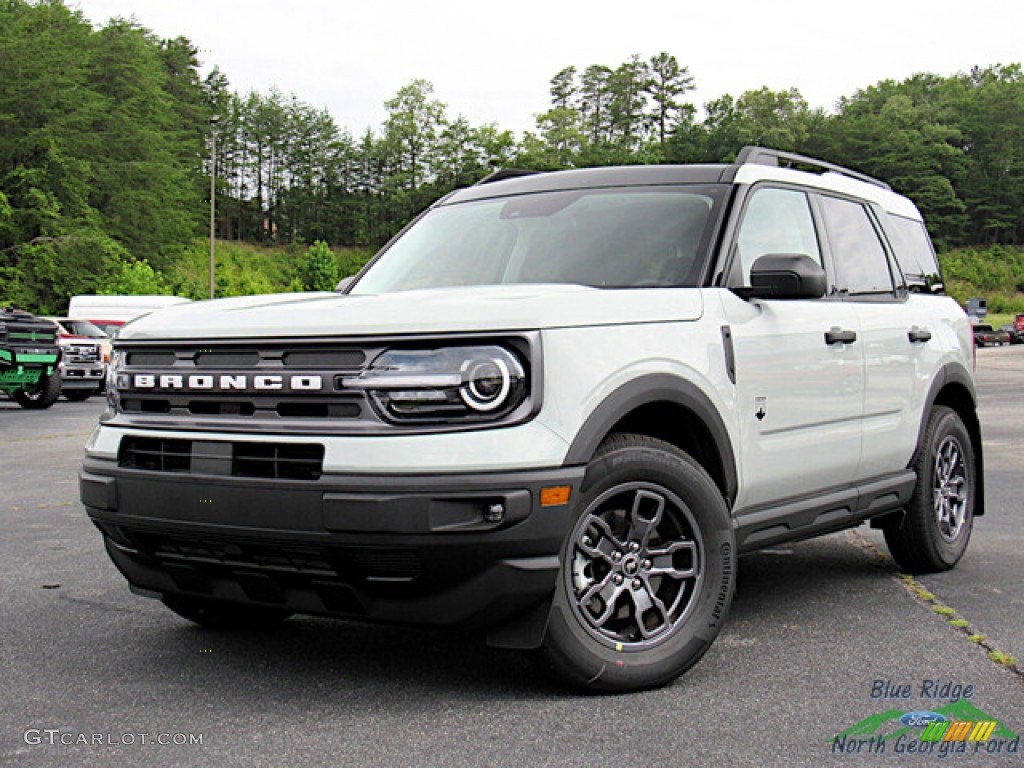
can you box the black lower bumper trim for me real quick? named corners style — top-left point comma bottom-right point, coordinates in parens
top-left (82, 458), bottom-right (584, 630)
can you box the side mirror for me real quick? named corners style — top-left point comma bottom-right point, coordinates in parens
top-left (746, 253), bottom-right (826, 300)
top-left (335, 276), bottom-right (354, 293)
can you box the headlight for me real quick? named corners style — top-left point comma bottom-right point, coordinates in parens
top-left (344, 345), bottom-right (527, 423)
top-left (104, 349), bottom-right (122, 418)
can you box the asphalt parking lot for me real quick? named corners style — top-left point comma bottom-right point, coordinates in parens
top-left (1, 347), bottom-right (1022, 767)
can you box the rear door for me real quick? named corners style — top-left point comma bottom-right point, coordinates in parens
top-left (816, 195), bottom-right (936, 481)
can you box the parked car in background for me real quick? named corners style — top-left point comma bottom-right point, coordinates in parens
top-left (998, 324), bottom-right (1023, 344)
top-left (972, 323), bottom-right (1010, 347)
top-left (67, 295), bottom-right (191, 336)
top-left (1015, 314), bottom-right (1024, 339)
top-left (45, 318), bottom-right (113, 363)
top-left (55, 336), bottom-right (105, 400)
top-left (0, 307), bottom-right (62, 409)
top-left (44, 320), bottom-right (107, 401)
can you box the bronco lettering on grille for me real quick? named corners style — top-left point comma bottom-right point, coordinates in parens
top-left (129, 373), bottom-right (324, 392)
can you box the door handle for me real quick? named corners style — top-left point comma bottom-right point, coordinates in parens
top-left (825, 327), bottom-right (857, 345)
top-left (908, 326), bottom-right (932, 343)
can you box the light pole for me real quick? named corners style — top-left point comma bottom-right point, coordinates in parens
top-left (208, 114), bottom-right (220, 300)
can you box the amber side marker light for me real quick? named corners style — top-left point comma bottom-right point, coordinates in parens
top-left (540, 486), bottom-right (572, 507)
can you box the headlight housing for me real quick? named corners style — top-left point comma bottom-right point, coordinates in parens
top-left (103, 349), bottom-right (122, 419)
top-left (344, 345), bottom-right (528, 423)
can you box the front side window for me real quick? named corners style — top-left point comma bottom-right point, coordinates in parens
top-left (820, 196), bottom-right (895, 295)
top-left (351, 187), bottom-right (723, 294)
top-left (735, 188), bottom-right (822, 286)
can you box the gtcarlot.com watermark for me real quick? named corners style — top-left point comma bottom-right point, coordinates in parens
top-left (24, 729), bottom-right (203, 747)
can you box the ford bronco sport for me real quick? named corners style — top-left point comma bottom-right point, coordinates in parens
top-left (81, 147), bottom-right (982, 692)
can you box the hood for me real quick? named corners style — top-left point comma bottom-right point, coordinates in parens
top-left (117, 284), bottom-right (704, 341)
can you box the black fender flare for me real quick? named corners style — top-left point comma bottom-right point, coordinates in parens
top-left (915, 361), bottom-right (984, 516)
top-left (562, 373), bottom-right (738, 505)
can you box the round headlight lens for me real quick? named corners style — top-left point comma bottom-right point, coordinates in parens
top-left (461, 357), bottom-right (511, 411)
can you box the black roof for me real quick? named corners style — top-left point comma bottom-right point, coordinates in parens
top-left (448, 146), bottom-right (889, 205)
top-left (447, 164), bottom-right (735, 205)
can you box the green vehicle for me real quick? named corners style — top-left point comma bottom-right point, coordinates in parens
top-left (0, 307), bottom-right (62, 409)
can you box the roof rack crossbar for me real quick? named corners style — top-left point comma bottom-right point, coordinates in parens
top-left (735, 146), bottom-right (891, 191)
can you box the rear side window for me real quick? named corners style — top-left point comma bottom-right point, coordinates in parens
top-left (886, 215), bottom-right (942, 291)
top-left (819, 196), bottom-right (894, 295)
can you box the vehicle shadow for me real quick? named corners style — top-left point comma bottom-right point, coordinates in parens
top-left (120, 530), bottom-right (895, 704)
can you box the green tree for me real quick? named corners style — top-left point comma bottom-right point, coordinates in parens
top-left (646, 52), bottom-right (694, 148)
top-left (383, 79), bottom-right (446, 192)
top-left (734, 87), bottom-right (813, 151)
top-left (301, 240), bottom-right (339, 291)
top-left (102, 259), bottom-right (173, 295)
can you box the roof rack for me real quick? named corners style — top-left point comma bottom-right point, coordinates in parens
top-left (475, 168), bottom-right (543, 185)
top-left (735, 146), bottom-right (891, 191)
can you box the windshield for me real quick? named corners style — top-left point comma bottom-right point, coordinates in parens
top-left (351, 186), bottom-right (723, 294)
top-left (61, 319), bottom-right (109, 338)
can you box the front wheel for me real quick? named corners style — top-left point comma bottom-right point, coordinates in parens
top-left (63, 389), bottom-right (93, 402)
top-left (883, 406), bottom-right (975, 573)
top-left (12, 372), bottom-right (61, 409)
top-left (538, 434), bottom-right (735, 692)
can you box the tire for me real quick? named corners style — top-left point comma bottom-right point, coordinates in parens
top-left (63, 389), bottom-right (93, 402)
top-left (162, 595), bottom-right (293, 630)
top-left (12, 371), bottom-right (61, 410)
top-left (883, 406), bottom-right (975, 573)
top-left (538, 433), bottom-right (735, 692)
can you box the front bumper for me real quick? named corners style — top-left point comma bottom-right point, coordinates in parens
top-left (60, 364), bottom-right (105, 391)
top-left (81, 455), bottom-right (584, 631)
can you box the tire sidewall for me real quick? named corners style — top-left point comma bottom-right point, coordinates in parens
top-left (544, 438), bottom-right (735, 691)
top-left (913, 407), bottom-right (975, 568)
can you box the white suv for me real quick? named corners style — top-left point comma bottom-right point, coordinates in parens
top-left (81, 147), bottom-right (982, 692)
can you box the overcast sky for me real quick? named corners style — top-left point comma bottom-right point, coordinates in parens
top-left (70, 0), bottom-right (1023, 137)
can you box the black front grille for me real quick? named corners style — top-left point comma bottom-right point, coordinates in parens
top-left (107, 527), bottom-right (424, 588)
top-left (3, 317), bottom-right (58, 346)
top-left (119, 436), bottom-right (324, 480)
top-left (63, 344), bottom-right (101, 363)
top-left (110, 334), bottom-right (537, 434)
top-left (233, 442), bottom-right (325, 480)
top-left (116, 341), bottom-right (374, 428)
top-left (119, 437), bottom-right (192, 473)
top-left (150, 536), bottom-right (336, 575)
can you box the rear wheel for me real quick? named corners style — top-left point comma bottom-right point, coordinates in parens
top-left (884, 406), bottom-right (975, 573)
top-left (12, 372), bottom-right (61, 409)
top-left (162, 595), bottom-right (293, 630)
top-left (538, 434), bottom-right (735, 692)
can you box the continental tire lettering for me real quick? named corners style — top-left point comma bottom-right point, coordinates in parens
top-left (710, 542), bottom-right (732, 627)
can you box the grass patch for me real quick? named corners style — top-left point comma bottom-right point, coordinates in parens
top-left (988, 650), bottom-right (1017, 667)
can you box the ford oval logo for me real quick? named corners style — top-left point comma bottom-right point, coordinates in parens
top-left (900, 711), bottom-right (947, 728)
